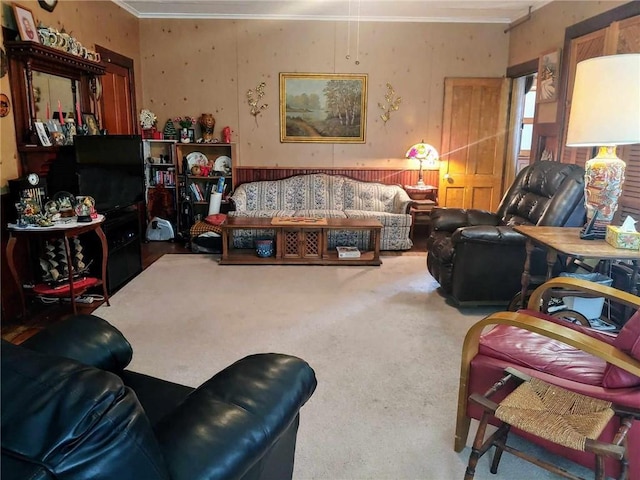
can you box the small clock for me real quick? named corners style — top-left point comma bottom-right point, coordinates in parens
top-left (27, 173), bottom-right (40, 186)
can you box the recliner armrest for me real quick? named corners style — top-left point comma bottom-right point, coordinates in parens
top-left (430, 208), bottom-right (499, 233)
top-left (451, 225), bottom-right (525, 246)
top-left (155, 353), bottom-right (317, 480)
top-left (20, 314), bottom-right (132, 372)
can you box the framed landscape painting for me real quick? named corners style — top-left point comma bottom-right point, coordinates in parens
top-left (280, 73), bottom-right (367, 143)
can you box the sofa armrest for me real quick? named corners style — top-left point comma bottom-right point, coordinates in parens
top-left (430, 208), bottom-right (499, 233)
top-left (155, 353), bottom-right (317, 480)
top-left (393, 189), bottom-right (413, 213)
top-left (19, 314), bottom-right (132, 372)
top-left (451, 225), bottom-right (525, 246)
top-left (454, 311), bottom-right (640, 452)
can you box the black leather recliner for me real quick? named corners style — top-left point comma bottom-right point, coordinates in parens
top-left (1, 314), bottom-right (317, 480)
top-left (426, 161), bottom-right (586, 306)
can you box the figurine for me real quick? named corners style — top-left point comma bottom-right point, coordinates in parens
top-left (198, 113), bottom-right (216, 143)
top-left (222, 126), bottom-right (232, 143)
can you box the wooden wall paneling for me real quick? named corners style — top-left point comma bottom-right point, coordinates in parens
top-left (233, 167), bottom-right (439, 189)
top-left (561, 29), bottom-right (607, 166)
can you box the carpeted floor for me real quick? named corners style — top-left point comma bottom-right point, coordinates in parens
top-left (94, 254), bottom-right (593, 480)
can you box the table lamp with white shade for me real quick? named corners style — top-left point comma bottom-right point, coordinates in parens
top-left (565, 53), bottom-right (640, 239)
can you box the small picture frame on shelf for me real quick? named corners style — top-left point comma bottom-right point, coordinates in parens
top-left (188, 128), bottom-right (196, 143)
top-left (34, 121), bottom-right (51, 146)
top-left (12, 4), bottom-right (40, 43)
top-left (82, 113), bottom-right (100, 135)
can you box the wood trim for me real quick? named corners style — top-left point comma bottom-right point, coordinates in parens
top-left (95, 45), bottom-right (137, 134)
top-left (233, 167), bottom-right (439, 189)
top-left (506, 58), bottom-right (538, 78)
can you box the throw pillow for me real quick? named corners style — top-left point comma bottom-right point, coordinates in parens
top-left (602, 310), bottom-right (640, 389)
top-left (205, 213), bottom-right (227, 225)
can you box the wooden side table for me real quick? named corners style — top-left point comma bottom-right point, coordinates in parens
top-left (409, 200), bottom-right (437, 240)
top-left (404, 185), bottom-right (439, 240)
top-left (6, 216), bottom-right (110, 318)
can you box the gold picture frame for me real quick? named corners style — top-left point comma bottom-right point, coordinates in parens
top-left (12, 3), bottom-right (40, 43)
top-left (536, 48), bottom-right (561, 103)
top-left (280, 73), bottom-right (367, 143)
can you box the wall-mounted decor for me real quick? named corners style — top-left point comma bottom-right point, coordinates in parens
top-left (280, 73), bottom-right (367, 143)
top-left (0, 93), bottom-right (10, 117)
top-left (247, 81), bottom-right (268, 125)
top-left (38, 0), bottom-right (58, 12)
top-left (12, 4), bottom-right (40, 43)
top-left (536, 48), bottom-right (561, 103)
top-left (378, 82), bottom-right (401, 124)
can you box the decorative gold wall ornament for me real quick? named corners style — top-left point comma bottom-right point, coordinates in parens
top-left (247, 82), bottom-right (268, 125)
top-left (378, 83), bottom-right (401, 124)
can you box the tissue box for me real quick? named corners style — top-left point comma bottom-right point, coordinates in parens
top-left (605, 225), bottom-right (640, 250)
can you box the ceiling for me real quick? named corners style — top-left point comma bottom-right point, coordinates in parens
top-left (115, 1), bottom-right (551, 24)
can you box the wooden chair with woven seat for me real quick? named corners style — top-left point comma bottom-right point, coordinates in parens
top-left (455, 277), bottom-right (640, 479)
top-left (465, 367), bottom-right (640, 480)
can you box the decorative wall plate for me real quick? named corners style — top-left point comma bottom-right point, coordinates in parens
top-left (213, 155), bottom-right (231, 174)
top-left (0, 93), bottom-right (10, 117)
top-left (186, 152), bottom-right (209, 169)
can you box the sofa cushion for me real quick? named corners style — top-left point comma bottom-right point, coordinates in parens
top-left (229, 209), bottom-right (296, 218)
top-left (602, 311), bottom-right (640, 389)
top-left (282, 174), bottom-right (346, 210)
top-left (478, 324), bottom-right (607, 386)
top-left (343, 210), bottom-right (411, 227)
top-left (343, 180), bottom-right (404, 213)
top-left (293, 209), bottom-right (347, 219)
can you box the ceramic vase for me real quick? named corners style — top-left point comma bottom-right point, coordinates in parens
top-left (255, 239), bottom-right (274, 258)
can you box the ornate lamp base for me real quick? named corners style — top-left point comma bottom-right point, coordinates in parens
top-left (582, 146), bottom-right (626, 239)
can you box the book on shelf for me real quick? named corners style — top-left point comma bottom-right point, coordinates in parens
top-left (189, 183), bottom-right (203, 201)
top-left (336, 246), bottom-right (361, 258)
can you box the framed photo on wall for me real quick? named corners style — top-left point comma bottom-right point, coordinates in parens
top-left (12, 4), bottom-right (40, 43)
top-left (536, 48), bottom-right (561, 103)
top-left (280, 73), bottom-right (367, 143)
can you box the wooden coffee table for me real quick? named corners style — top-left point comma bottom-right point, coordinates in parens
top-left (220, 217), bottom-right (382, 265)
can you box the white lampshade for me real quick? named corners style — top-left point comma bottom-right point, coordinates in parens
top-left (566, 54), bottom-right (640, 147)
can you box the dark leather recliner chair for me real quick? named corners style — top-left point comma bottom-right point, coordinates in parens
top-left (426, 161), bottom-right (586, 306)
top-left (1, 314), bottom-right (317, 480)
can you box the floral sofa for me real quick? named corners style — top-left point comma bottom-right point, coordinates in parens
top-left (228, 173), bottom-right (413, 250)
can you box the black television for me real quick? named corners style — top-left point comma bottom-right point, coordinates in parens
top-left (73, 135), bottom-right (144, 214)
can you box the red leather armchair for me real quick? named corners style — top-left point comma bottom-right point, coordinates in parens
top-left (455, 277), bottom-right (640, 478)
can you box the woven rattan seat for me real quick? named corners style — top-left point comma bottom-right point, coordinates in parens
top-left (495, 378), bottom-right (614, 452)
top-left (464, 368), bottom-right (637, 480)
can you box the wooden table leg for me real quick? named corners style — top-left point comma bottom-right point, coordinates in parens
top-left (6, 234), bottom-right (26, 319)
top-left (94, 226), bottom-right (110, 306)
top-left (630, 260), bottom-right (639, 297)
top-left (520, 239), bottom-right (534, 309)
top-left (221, 227), bottom-right (229, 261)
top-left (62, 235), bottom-right (77, 315)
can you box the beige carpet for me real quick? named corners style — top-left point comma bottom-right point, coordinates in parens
top-left (95, 254), bottom-right (592, 480)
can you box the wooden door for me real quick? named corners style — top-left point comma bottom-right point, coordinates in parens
top-left (95, 46), bottom-right (136, 135)
top-left (439, 78), bottom-right (510, 210)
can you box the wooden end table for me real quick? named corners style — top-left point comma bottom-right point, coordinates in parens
top-left (513, 226), bottom-right (639, 309)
